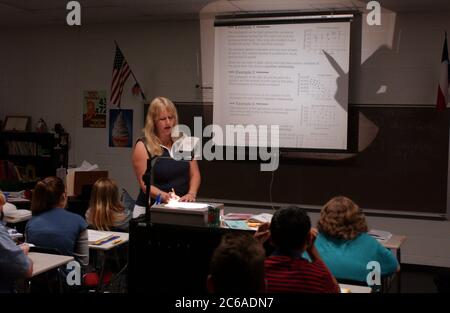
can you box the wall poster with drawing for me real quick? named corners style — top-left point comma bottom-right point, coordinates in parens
top-left (83, 90), bottom-right (107, 128)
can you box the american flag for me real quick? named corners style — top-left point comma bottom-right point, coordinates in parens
top-left (110, 46), bottom-right (131, 107)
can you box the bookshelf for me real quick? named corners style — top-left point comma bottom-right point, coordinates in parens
top-left (0, 132), bottom-right (69, 189)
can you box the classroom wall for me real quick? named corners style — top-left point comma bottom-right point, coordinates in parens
top-left (1, 10), bottom-right (450, 268)
top-left (0, 20), bottom-right (202, 196)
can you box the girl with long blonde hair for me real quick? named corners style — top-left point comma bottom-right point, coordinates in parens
top-left (85, 177), bottom-right (131, 231)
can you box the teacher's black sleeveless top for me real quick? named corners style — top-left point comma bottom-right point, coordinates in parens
top-left (135, 137), bottom-right (190, 207)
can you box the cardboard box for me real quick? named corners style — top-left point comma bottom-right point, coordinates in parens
top-left (66, 170), bottom-right (108, 197)
top-left (150, 202), bottom-right (224, 227)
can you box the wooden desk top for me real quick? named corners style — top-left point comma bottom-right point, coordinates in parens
top-left (88, 230), bottom-right (129, 251)
top-left (339, 283), bottom-right (372, 293)
top-left (28, 252), bottom-right (74, 277)
top-left (380, 235), bottom-right (407, 250)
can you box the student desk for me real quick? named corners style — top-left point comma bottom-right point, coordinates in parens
top-left (88, 230), bottom-right (129, 292)
top-left (379, 235), bottom-right (407, 293)
top-left (25, 252), bottom-right (74, 293)
top-left (339, 283), bottom-right (372, 293)
top-left (29, 252), bottom-right (74, 277)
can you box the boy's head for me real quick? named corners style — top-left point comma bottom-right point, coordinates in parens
top-left (270, 206), bottom-right (311, 253)
top-left (208, 232), bottom-right (266, 293)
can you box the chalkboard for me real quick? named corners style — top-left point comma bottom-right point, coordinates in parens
top-left (163, 103), bottom-right (449, 214)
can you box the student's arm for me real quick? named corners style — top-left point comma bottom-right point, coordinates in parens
top-left (377, 243), bottom-right (401, 275)
top-left (19, 244), bottom-right (33, 278)
top-left (180, 160), bottom-right (201, 202)
top-left (306, 230), bottom-right (340, 293)
top-left (0, 227), bottom-right (33, 279)
top-left (73, 229), bottom-right (89, 268)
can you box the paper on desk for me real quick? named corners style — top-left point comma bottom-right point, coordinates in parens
top-left (248, 213), bottom-right (273, 224)
top-left (223, 213), bottom-right (253, 220)
top-left (368, 229), bottom-right (392, 241)
top-left (224, 220), bottom-right (253, 230)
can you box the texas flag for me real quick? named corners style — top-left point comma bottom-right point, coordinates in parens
top-left (437, 32), bottom-right (450, 111)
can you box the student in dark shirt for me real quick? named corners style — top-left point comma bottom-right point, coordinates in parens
top-left (264, 206), bottom-right (340, 293)
top-left (208, 232), bottom-right (266, 293)
top-left (26, 176), bottom-right (89, 268)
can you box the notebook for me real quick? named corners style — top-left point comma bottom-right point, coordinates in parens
top-left (88, 230), bottom-right (114, 244)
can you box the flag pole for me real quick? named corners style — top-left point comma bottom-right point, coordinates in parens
top-left (114, 41), bottom-right (148, 104)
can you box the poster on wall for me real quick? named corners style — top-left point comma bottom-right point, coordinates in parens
top-left (83, 90), bottom-right (107, 128)
top-left (109, 109), bottom-right (133, 148)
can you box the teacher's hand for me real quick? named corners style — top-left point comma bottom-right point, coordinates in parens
top-left (161, 191), bottom-right (182, 203)
top-left (180, 193), bottom-right (196, 202)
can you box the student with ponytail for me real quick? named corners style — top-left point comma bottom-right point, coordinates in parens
top-left (25, 176), bottom-right (89, 268)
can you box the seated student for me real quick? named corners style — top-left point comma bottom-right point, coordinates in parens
top-left (208, 232), bottom-right (266, 293)
top-left (85, 178), bottom-right (132, 232)
top-left (264, 206), bottom-right (340, 293)
top-left (0, 192), bottom-right (33, 293)
top-left (315, 196), bottom-right (399, 284)
top-left (25, 177), bottom-right (89, 269)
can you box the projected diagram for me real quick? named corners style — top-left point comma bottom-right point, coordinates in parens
top-left (298, 75), bottom-right (334, 101)
top-left (303, 29), bottom-right (347, 54)
top-left (301, 105), bottom-right (338, 128)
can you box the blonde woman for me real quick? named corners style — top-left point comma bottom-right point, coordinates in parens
top-left (85, 178), bottom-right (131, 231)
top-left (132, 97), bottom-right (201, 217)
top-left (314, 196), bottom-right (399, 283)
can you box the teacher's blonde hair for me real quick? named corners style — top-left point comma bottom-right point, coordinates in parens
top-left (143, 96), bottom-right (179, 156)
